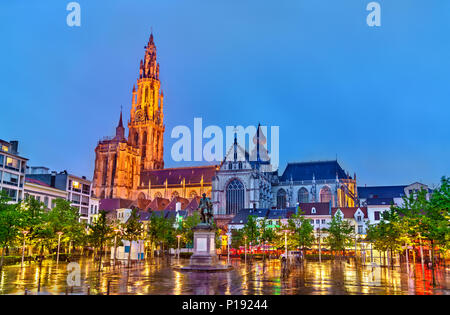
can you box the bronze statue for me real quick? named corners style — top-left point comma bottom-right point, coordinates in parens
top-left (198, 193), bottom-right (213, 225)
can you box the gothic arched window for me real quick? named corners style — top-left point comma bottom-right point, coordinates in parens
top-left (298, 187), bottom-right (309, 203)
top-left (226, 179), bottom-right (245, 215)
top-left (320, 186), bottom-right (332, 203)
top-left (277, 188), bottom-right (287, 209)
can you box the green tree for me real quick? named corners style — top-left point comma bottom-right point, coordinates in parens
top-left (122, 209), bottom-right (144, 268)
top-left (288, 213), bottom-right (315, 259)
top-left (0, 192), bottom-right (20, 271)
top-left (179, 212), bottom-right (201, 247)
top-left (147, 211), bottom-right (175, 257)
top-left (47, 199), bottom-right (85, 254)
top-left (88, 210), bottom-right (112, 272)
top-left (242, 215), bottom-right (259, 246)
top-left (17, 196), bottom-right (49, 255)
top-left (325, 212), bottom-right (354, 258)
top-left (366, 208), bottom-right (410, 266)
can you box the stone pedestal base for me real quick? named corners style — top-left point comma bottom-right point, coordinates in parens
top-left (189, 224), bottom-right (218, 266)
top-left (175, 223), bottom-right (233, 272)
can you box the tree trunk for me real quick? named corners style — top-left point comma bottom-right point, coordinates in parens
top-left (98, 242), bottom-right (103, 273)
top-left (0, 246), bottom-right (5, 272)
top-left (127, 240), bottom-right (132, 268)
top-left (431, 240), bottom-right (436, 287)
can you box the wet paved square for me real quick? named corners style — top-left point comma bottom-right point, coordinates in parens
top-left (0, 257), bottom-right (448, 295)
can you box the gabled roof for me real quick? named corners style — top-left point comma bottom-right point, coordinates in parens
top-left (280, 160), bottom-right (348, 182)
top-left (266, 208), bottom-right (296, 220)
top-left (332, 207), bottom-right (368, 219)
top-left (145, 197), bottom-right (170, 211)
top-left (184, 197), bottom-right (200, 215)
top-left (358, 186), bottom-right (406, 199)
top-left (99, 198), bottom-right (133, 211)
top-left (140, 165), bottom-right (218, 187)
top-left (164, 196), bottom-right (190, 211)
top-left (229, 208), bottom-right (269, 224)
top-left (298, 202), bottom-right (331, 216)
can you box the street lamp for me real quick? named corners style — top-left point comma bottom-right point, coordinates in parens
top-left (244, 236), bottom-right (248, 265)
top-left (282, 230), bottom-right (290, 261)
top-left (176, 234), bottom-right (182, 260)
top-left (113, 229), bottom-right (121, 269)
top-left (21, 230), bottom-right (29, 268)
top-left (56, 232), bottom-right (63, 265)
top-left (226, 231), bottom-right (231, 265)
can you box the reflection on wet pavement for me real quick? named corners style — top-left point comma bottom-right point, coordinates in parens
top-left (0, 258), bottom-right (448, 295)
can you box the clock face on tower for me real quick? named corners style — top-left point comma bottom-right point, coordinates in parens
top-left (134, 110), bottom-right (144, 122)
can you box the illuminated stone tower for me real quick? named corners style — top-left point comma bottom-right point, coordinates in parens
top-left (128, 33), bottom-right (165, 170)
top-left (92, 33), bottom-right (164, 200)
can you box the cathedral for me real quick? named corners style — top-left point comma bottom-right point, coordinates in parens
top-left (92, 32), bottom-right (358, 219)
top-left (92, 33), bottom-right (217, 204)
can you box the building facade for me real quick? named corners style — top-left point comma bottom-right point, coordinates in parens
top-left (92, 33), bottom-right (165, 201)
top-left (24, 177), bottom-right (67, 209)
top-left (26, 169), bottom-right (93, 223)
top-left (0, 140), bottom-right (27, 203)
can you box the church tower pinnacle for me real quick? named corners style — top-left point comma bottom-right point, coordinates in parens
top-left (129, 32), bottom-right (165, 170)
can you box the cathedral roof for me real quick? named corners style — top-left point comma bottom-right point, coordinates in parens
top-left (280, 160), bottom-right (348, 182)
top-left (140, 165), bottom-right (218, 187)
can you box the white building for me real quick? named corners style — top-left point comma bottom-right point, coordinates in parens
top-left (27, 169), bottom-right (93, 223)
top-left (24, 177), bottom-right (67, 208)
top-left (0, 140), bottom-right (27, 203)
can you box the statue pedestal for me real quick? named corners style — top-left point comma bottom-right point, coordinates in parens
top-left (190, 224), bottom-right (218, 266)
top-left (175, 223), bottom-right (232, 272)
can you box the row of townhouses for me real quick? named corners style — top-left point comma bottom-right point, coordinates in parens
top-left (0, 139), bottom-right (99, 223)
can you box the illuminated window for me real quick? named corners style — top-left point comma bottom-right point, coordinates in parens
top-left (72, 181), bottom-right (80, 189)
top-left (1, 145), bottom-right (8, 152)
top-left (5, 157), bottom-right (19, 170)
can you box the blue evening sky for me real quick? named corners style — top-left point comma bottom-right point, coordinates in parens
top-left (0, 1), bottom-right (449, 187)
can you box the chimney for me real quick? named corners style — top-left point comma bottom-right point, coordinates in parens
top-left (10, 140), bottom-right (18, 154)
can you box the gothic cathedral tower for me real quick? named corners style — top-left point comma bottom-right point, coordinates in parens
top-left (92, 33), bottom-right (164, 200)
top-left (128, 33), bottom-right (165, 170)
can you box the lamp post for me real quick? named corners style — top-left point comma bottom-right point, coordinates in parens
top-left (282, 230), bottom-right (289, 260)
top-left (21, 230), bottom-right (29, 268)
top-left (244, 236), bottom-right (247, 265)
top-left (318, 222), bottom-right (322, 264)
top-left (56, 232), bottom-right (63, 265)
top-left (176, 234), bottom-right (181, 260)
top-left (226, 231), bottom-right (231, 265)
top-left (113, 229), bottom-right (120, 269)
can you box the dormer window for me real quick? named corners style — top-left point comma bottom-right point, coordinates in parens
top-left (311, 207), bottom-right (316, 214)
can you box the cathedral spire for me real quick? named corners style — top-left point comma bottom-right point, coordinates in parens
top-left (115, 107), bottom-right (125, 140)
